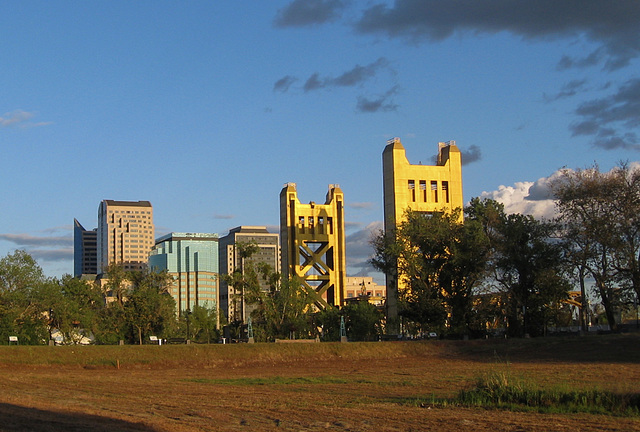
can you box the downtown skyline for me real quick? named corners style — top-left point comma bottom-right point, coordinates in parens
top-left (1, 1), bottom-right (639, 280)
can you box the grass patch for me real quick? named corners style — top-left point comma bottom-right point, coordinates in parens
top-left (423, 371), bottom-right (640, 416)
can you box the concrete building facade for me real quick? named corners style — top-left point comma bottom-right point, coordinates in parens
top-left (382, 138), bottom-right (463, 333)
top-left (280, 183), bottom-right (346, 309)
top-left (97, 200), bottom-right (155, 274)
top-left (73, 218), bottom-right (98, 277)
top-left (344, 276), bottom-right (386, 300)
top-left (218, 226), bottom-right (280, 323)
top-left (149, 233), bottom-right (219, 319)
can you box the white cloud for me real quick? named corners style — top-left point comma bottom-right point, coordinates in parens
top-left (0, 110), bottom-right (52, 129)
top-left (480, 180), bottom-right (557, 220)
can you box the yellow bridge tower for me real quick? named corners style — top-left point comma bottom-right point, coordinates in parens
top-left (382, 138), bottom-right (464, 334)
top-left (280, 183), bottom-right (346, 309)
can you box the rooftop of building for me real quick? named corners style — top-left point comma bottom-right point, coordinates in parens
top-left (155, 232), bottom-right (219, 243)
top-left (102, 200), bottom-right (152, 207)
top-left (227, 226), bottom-right (274, 234)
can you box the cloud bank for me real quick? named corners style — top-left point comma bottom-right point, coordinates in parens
top-left (0, 232), bottom-right (73, 265)
top-left (354, 0), bottom-right (640, 71)
top-left (570, 78), bottom-right (640, 150)
top-left (274, 0), bottom-right (346, 28)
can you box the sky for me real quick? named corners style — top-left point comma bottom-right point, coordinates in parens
top-left (1, 1), bottom-right (639, 283)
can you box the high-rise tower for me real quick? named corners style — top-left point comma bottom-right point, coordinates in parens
top-left (97, 200), bottom-right (154, 274)
top-left (149, 232), bottom-right (219, 319)
top-left (218, 226), bottom-right (280, 323)
top-left (73, 218), bottom-right (98, 277)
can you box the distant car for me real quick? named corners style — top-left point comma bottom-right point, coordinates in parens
top-left (428, 332), bottom-right (437, 339)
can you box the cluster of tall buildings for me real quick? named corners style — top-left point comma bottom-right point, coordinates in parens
top-left (73, 138), bottom-right (463, 330)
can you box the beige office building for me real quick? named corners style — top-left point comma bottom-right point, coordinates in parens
top-left (97, 200), bottom-right (155, 273)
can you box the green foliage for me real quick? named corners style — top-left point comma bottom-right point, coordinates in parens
top-left (188, 303), bottom-right (219, 343)
top-left (342, 301), bottom-right (383, 341)
top-left (94, 265), bottom-right (177, 345)
top-left (454, 371), bottom-right (640, 416)
top-left (0, 250), bottom-right (48, 345)
top-left (552, 163), bottom-right (640, 332)
top-left (371, 208), bottom-right (490, 336)
top-left (220, 241), bottom-right (263, 325)
top-left (247, 265), bottom-right (316, 341)
top-left (123, 269), bottom-right (176, 345)
top-left (467, 199), bottom-right (571, 337)
top-left (315, 306), bottom-right (341, 341)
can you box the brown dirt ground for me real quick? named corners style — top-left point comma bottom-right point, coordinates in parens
top-left (1, 336), bottom-right (639, 432)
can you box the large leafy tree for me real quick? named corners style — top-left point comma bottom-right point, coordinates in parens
top-left (124, 269), bottom-right (176, 345)
top-left (342, 300), bottom-right (383, 341)
top-left (188, 303), bottom-right (219, 343)
top-left (551, 164), bottom-right (640, 331)
top-left (245, 263), bottom-right (316, 341)
top-left (33, 276), bottom-right (103, 344)
top-left (468, 198), bottom-right (571, 336)
top-left (222, 241), bottom-right (261, 326)
top-left (371, 208), bottom-right (490, 336)
top-left (0, 250), bottom-right (48, 344)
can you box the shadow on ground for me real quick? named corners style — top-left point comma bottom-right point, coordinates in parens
top-left (438, 333), bottom-right (640, 364)
top-left (0, 403), bottom-right (159, 432)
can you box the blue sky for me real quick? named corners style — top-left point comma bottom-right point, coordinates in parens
top-left (1, 1), bottom-right (639, 281)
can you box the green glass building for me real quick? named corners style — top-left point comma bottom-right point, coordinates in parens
top-left (150, 232), bottom-right (219, 319)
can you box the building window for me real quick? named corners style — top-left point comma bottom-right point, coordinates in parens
top-left (408, 180), bottom-right (416, 202)
top-left (431, 181), bottom-right (438, 203)
top-left (442, 181), bottom-right (449, 203)
top-left (419, 180), bottom-right (427, 202)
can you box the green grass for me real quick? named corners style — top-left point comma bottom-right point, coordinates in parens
top-left (434, 371), bottom-right (640, 416)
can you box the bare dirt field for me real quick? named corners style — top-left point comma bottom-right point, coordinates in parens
top-left (0, 334), bottom-right (639, 431)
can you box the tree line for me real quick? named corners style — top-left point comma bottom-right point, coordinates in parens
top-left (370, 163), bottom-right (640, 337)
top-left (0, 247), bottom-right (382, 345)
top-left (0, 253), bottom-right (219, 345)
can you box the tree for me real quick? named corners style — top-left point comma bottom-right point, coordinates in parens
top-left (370, 208), bottom-right (489, 336)
top-left (124, 269), bottom-right (176, 345)
top-left (551, 165), bottom-right (639, 331)
top-left (245, 264), bottom-right (316, 341)
top-left (42, 275), bottom-right (104, 344)
top-left (0, 250), bottom-right (49, 344)
top-left (314, 306), bottom-right (341, 341)
top-left (493, 213), bottom-right (570, 336)
top-left (342, 300), bottom-right (383, 341)
top-left (188, 303), bottom-right (219, 343)
top-left (222, 241), bottom-right (262, 326)
top-left (467, 198), bottom-right (572, 337)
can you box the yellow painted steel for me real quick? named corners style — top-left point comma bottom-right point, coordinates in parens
top-left (382, 138), bottom-right (464, 333)
top-left (280, 183), bottom-right (346, 309)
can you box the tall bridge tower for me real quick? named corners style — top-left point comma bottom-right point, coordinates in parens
top-left (382, 138), bottom-right (464, 334)
top-left (280, 183), bottom-right (346, 309)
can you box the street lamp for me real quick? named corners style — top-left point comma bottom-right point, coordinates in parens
top-left (186, 308), bottom-right (191, 341)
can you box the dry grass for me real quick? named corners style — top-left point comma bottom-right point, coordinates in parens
top-left (1, 334), bottom-right (639, 431)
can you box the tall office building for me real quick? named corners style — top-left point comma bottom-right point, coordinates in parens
top-left (218, 226), bottom-right (280, 323)
top-left (97, 200), bottom-right (155, 274)
top-left (149, 233), bottom-right (219, 319)
top-left (280, 183), bottom-right (346, 309)
top-left (73, 219), bottom-right (98, 277)
top-left (382, 138), bottom-right (463, 333)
